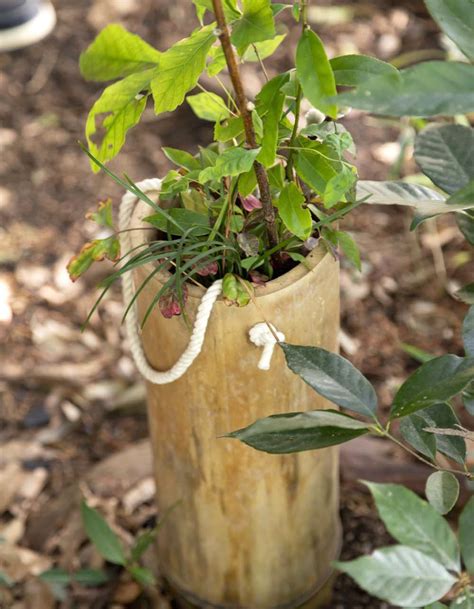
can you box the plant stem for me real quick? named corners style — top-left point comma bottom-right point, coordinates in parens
top-left (211, 0), bottom-right (279, 250)
top-left (286, 0), bottom-right (309, 180)
top-left (382, 429), bottom-right (471, 479)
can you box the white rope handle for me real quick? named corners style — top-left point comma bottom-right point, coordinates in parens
top-left (119, 179), bottom-right (283, 384)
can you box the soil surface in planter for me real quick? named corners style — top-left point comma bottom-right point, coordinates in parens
top-left (0, 0), bottom-right (471, 607)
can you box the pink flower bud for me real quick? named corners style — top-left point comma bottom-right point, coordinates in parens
top-left (195, 261), bottom-right (219, 276)
top-left (242, 194), bottom-right (262, 212)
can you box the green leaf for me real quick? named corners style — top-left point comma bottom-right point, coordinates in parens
top-left (231, 0), bottom-right (276, 50)
top-left (357, 180), bottom-right (474, 215)
top-left (457, 210), bottom-right (474, 245)
top-left (459, 496), bottom-right (474, 574)
top-left (186, 92), bottom-right (229, 122)
top-left (366, 482), bottom-right (460, 572)
top-left (144, 209), bottom-right (210, 237)
top-left (281, 343), bottom-right (378, 419)
top-left (296, 29), bottom-right (337, 119)
top-left (128, 565), bottom-right (156, 587)
top-left (335, 545), bottom-right (456, 607)
top-left (275, 183), bottom-right (312, 240)
top-left (227, 409), bottom-right (370, 454)
top-left (237, 168), bottom-right (257, 198)
top-left (401, 342), bottom-right (435, 364)
top-left (399, 414), bottom-right (437, 460)
top-left (335, 230), bottom-right (361, 270)
top-left (162, 147), bottom-right (200, 171)
top-left (335, 61), bottom-right (474, 117)
top-left (463, 307), bottom-right (474, 356)
top-left (323, 166), bottom-right (356, 208)
top-left (425, 0), bottom-right (474, 61)
top-left (222, 273), bottom-right (252, 307)
top-left (330, 54), bottom-right (398, 87)
top-left (390, 355), bottom-right (474, 419)
top-left (294, 143), bottom-right (339, 194)
top-left (67, 237), bottom-right (120, 281)
top-left (80, 501), bottom-right (126, 566)
top-left (151, 25), bottom-right (216, 115)
top-left (40, 569), bottom-right (71, 585)
top-left (256, 75), bottom-right (287, 167)
top-left (80, 24), bottom-right (161, 81)
top-left (86, 198), bottom-right (114, 228)
top-left (192, 0), bottom-right (240, 23)
top-left (418, 403), bottom-right (466, 465)
top-left (199, 147), bottom-right (261, 183)
top-left (74, 569), bottom-right (109, 586)
top-left (456, 283), bottom-right (474, 305)
top-left (85, 68), bottom-right (155, 169)
top-left (448, 180), bottom-right (474, 210)
top-left (451, 596), bottom-right (474, 609)
top-left (414, 125), bottom-right (474, 195)
top-left (242, 34), bottom-right (287, 62)
top-left (425, 472), bottom-right (460, 515)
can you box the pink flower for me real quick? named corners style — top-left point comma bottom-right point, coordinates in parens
top-left (159, 287), bottom-right (187, 318)
top-left (195, 261), bottom-right (219, 276)
top-left (242, 194), bottom-right (262, 212)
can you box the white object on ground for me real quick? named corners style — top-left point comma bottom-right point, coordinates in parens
top-left (0, 1), bottom-right (56, 52)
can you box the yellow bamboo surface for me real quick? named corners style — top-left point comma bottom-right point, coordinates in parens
top-left (130, 200), bottom-right (341, 609)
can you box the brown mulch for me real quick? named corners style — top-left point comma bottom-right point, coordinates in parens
top-left (0, 0), bottom-right (472, 608)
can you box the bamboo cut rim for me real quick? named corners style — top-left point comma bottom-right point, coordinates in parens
top-left (129, 198), bottom-right (331, 301)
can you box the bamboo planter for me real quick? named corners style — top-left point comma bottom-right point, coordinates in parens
top-left (129, 198), bottom-right (341, 609)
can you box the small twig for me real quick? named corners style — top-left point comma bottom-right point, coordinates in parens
top-left (251, 44), bottom-right (269, 82)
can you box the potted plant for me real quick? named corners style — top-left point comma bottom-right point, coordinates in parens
top-left (69, 1), bottom-right (474, 607)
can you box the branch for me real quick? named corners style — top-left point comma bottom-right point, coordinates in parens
top-left (211, 0), bottom-right (279, 250)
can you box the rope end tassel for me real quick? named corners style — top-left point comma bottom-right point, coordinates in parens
top-left (249, 323), bottom-right (285, 371)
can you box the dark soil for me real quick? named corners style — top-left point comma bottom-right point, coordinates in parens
top-left (0, 1), bottom-right (471, 608)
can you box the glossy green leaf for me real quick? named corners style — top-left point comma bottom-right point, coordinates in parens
top-left (231, 0), bottom-right (276, 49)
top-left (459, 496), bottom-right (474, 574)
top-left (275, 183), bottom-right (312, 240)
top-left (199, 147), bottom-right (260, 183)
top-left (418, 403), bottom-right (466, 465)
top-left (390, 355), bottom-right (474, 419)
top-left (425, 0), bottom-right (474, 61)
top-left (238, 168), bottom-right (258, 197)
top-left (144, 209), bottom-right (210, 237)
top-left (151, 25), bottom-right (215, 115)
top-left (456, 283), bottom-right (474, 305)
top-left (414, 125), bottom-right (474, 195)
top-left (187, 92), bottom-right (229, 122)
top-left (335, 61), bottom-right (474, 117)
top-left (425, 472), bottom-right (460, 515)
top-left (81, 501), bottom-right (126, 566)
top-left (85, 68), bottom-right (155, 169)
top-left (399, 414), bottom-right (437, 460)
top-left (335, 545), bottom-right (456, 607)
top-left (457, 210), bottom-right (474, 245)
top-left (357, 181), bottom-right (474, 215)
top-left (330, 54), bottom-right (398, 87)
top-left (80, 24), bottom-right (161, 81)
top-left (463, 384), bottom-right (474, 415)
top-left (463, 307), bottom-right (474, 356)
top-left (281, 343), bottom-right (378, 419)
top-left (323, 166), bottom-right (356, 208)
top-left (296, 29), bottom-right (337, 119)
top-left (365, 482), bottom-right (460, 572)
top-left (448, 180), bottom-right (474, 212)
top-left (335, 230), bottom-right (361, 270)
top-left (40, 569), bottom-right (71, 585)
top-left (227, 409), bottom-right (370, 454)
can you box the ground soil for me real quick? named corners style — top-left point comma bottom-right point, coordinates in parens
top-left (0, 1), bottom-right (472, 608)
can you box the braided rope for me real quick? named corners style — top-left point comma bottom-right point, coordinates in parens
top-left (119, 179), bottom-right (223, 384)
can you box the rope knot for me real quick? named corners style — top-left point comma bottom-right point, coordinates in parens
top-left (249, 323), bottom-right (285, 371)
